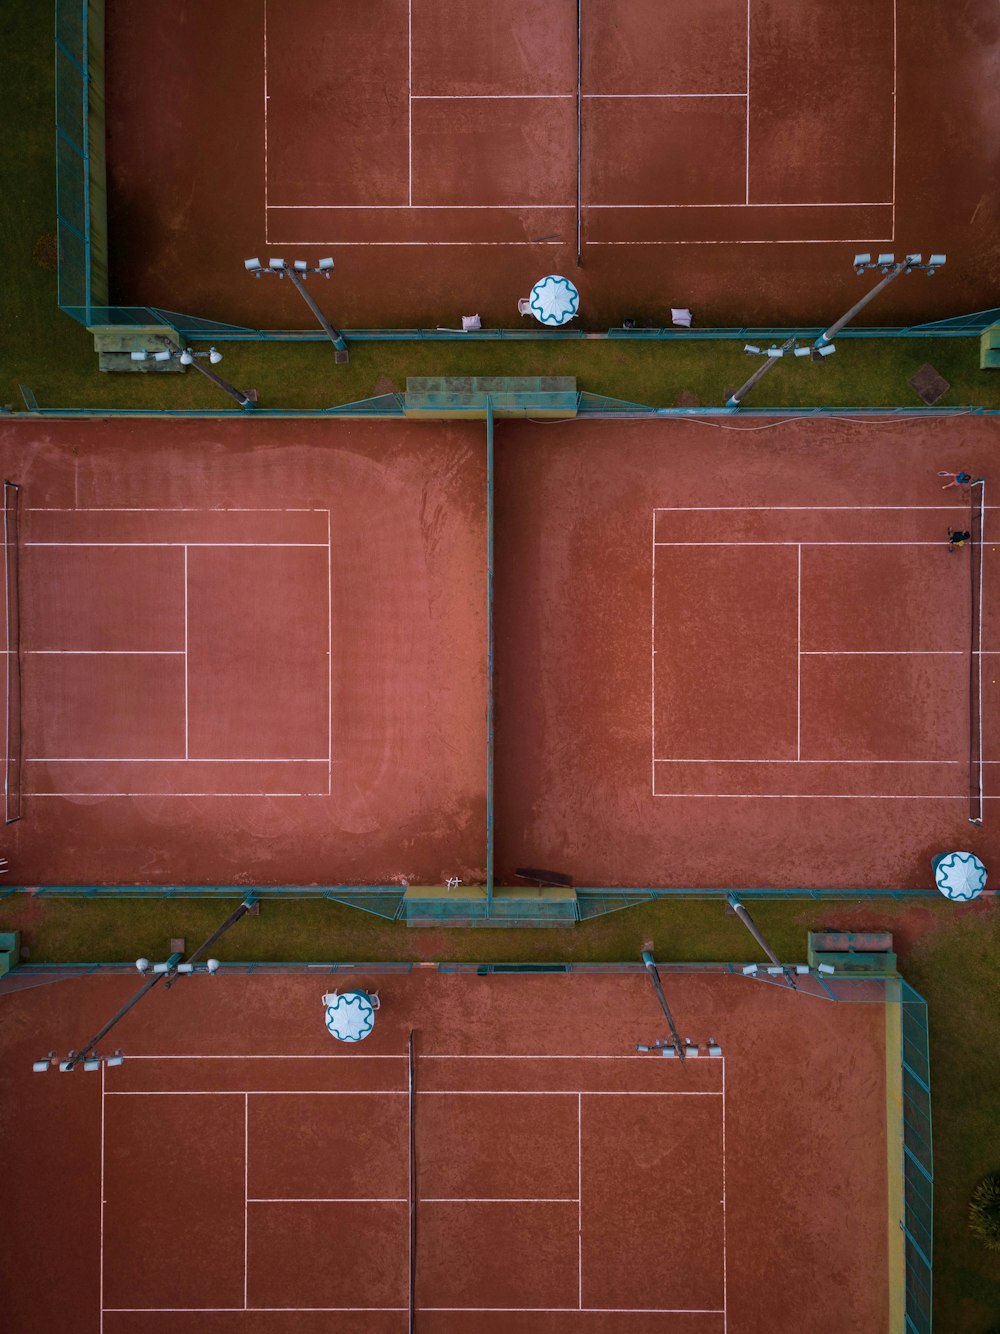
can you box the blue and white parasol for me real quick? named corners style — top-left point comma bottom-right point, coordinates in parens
top-left (934, 851), bottom-right (987, 901)
top-left (529, 274), bottom-right (579, 327)
top-left (325, 991), bottom-right (376, 1042)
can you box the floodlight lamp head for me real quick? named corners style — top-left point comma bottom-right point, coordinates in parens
top-left (876, 252), bottom-right (895, 271)
top-left (135, 957), bottom-right (150, 973)
top-left (206, 958), bottom-right (220, 974)
top-left (904, 253), bottom-right (923, 268)
top-left (742, 964), bottom-right (758, 976)
top-left (208, 348), bottom-right (222, 364)
top-left (852, 252), bottom-right (871, 273)
top-left (293, 259), bottom-right (309, 273)
top-left (179, 349), bottom-right (193, 365)
top-left (818, 962), bottom-right (836, 975)
top-left (793, 345), bottom-right (811, 357)
top-left (268, 257), bottom-right (286, 274)
top-left (927, 253), bottom-right (946, 273)
top-left (817, 343), bottom-right (836, 357)
top-left (32, 1058), bottom-right (52, 1072)
top-left (743, 343), bottom-right (761, 355)
top-left (318, 257), bottom-right (334, 275)
top-left (83, 1058), bottom-right (101, 1072)
top-left (106, 1050), bottom-right (125, 1067)
top-left (244, 258), bottom-right (263, 274)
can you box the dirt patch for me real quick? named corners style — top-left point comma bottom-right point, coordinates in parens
top-left (32, 232), bottom-right (58, 272)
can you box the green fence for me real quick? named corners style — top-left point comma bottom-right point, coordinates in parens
top-left (901, 978), bottom-right (933, 1333)
top-left (55, 0), bottom-right (107, 324)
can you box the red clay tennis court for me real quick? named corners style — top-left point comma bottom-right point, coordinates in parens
top-left (0, 417), bottom-right (486, 885)
top-left (103, 0), bottom-right (1000, 326)
top-left (0, 965), bottom-right (892, 1332)
top-left (0, 413), bottom-right (997, 890)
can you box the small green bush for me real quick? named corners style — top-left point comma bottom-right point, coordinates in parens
top-left (969, 1173), bottom-right (1000, 1250)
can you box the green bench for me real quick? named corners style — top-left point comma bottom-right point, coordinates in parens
top-left (0, 930), bottom-right (21, 977)
top-left (980, 324), bottom-right (1000, 370)
top-left (807, 930), bottom-right (897, 975)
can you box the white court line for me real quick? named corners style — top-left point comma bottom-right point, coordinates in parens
top-left (801, 650), bottom-right (962, 656)
top-left (653, 793), bottom-right (981, 800)
top-left (25, 542), bottom-right (328, 549)
top-left (578, 1092), bottom-right (583, 1309)
top-left (183, 546), bottom-right (188, 761)
top-left (722, 1059), bottom-right (728, 1332)
top-left (103, 1309), bottom-right (717, 1316)
top-left (106, 1090), bottom-right (410, 1096)
top-left (268, 201), bottom-right (889, 211)
top-left (800, 541), bottom-right (805, 763)
top-left (419, 1090), bottom-right (722, 1096)
top-left (977, 481), bottom-right (986, 822)
top-left (29, 792), bottom-right (331, 798)
top-left (104, 1308), bottom-right (408, 1315)
top-left (587, 200), bottom-right (892, 208)
top-left (654, 758), bottom-right (961, 764)
top-left (891, 0), bottom-right (897, 237)
top-left (655, 541), bottom-right (948, 547)
top-left (654, 504), bottom-right (980, 511)
top-left (651, 512), bottom-right (657, 796)
top-left (249, 1197), bottom-right (406, 1203)
top-left (263, 0), bottom-right (269, 241)
top-left (412, 93), bottom-right (576, 99)
top-left (745, 0), bottom-right (750, 205)
top-left (422, 1308), bottom-right (725, 1315)
top-left (27, 508), bottom-right (324, 513)
top-left (123, 1054), bottom-right (408, 1060)
top-left (269, 204), bottom-right (576, 210)
top-left (29, 650), bottom-right (185, 655)
top-left (29, 757), bottom-right (329, 763)
top-left (100, 1062), bottom-right (106, 1334)
top-left (584, 92), bottom-right (745, 99)
top-left (327, 509), bottom-right (332, 794)
top-left (407, 0), bottom-right (412, 206)
top-left (243, 1094), bottom-right (249, 1310)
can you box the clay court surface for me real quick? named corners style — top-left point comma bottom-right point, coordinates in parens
top-left (0, 418), bottom-right (487, 885)
top-left (0, 414), bottom-right (998, 889)
top-left (0, 967), bottom-right (890, 1332)
top-left (104, 0), bottom-right (1000, 327)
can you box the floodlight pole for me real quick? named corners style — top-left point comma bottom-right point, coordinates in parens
top-left (283, 267), bottom-right (350, 363)
top-left (61, 953), bottom-right (183, 1071)
top-left (163, 896), bottom-right (257, 988)
top-left (725, 336), bottom-right (797, 409)
top-left (59, 897), bottom-right (256, 1068)
top-left (156, 337), bottom-right (256, 410)
top-left (727, 894), bottom-right (782, 966)
top-left (813, 260), bottom-right (910, 348)
top-left (641, 950), bottom-right (685, 1058)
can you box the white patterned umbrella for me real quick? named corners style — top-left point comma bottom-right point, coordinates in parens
top-left (934, 851), bottom-right (987, 900)
top-left (325, 991), bottom-right (376, 1042)
top-left (529, 274), bottom-right (580, 326)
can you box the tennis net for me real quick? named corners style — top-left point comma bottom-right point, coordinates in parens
top-left (969, 480), bottom-right (985, 825)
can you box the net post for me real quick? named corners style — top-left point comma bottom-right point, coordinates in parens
top-left (969, 478), bottom-right (985, 825)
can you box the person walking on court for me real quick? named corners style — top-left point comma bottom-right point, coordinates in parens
top-left (948, 528), bottom-right (971, 552)
top-left (939, 469), bottom-right (974, 490)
